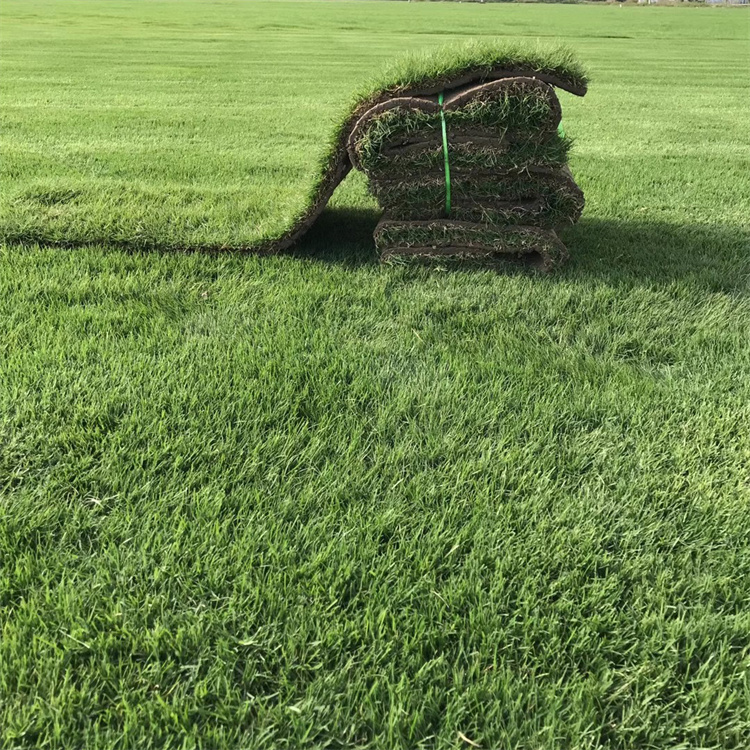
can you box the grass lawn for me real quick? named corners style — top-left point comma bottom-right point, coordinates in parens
top-left (2, 1), bottom-right (750, 747)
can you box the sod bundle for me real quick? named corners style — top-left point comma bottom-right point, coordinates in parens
top-left (264, 42), bottom-right (587, 268)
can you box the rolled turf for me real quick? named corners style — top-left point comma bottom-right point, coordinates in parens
top-left (260, 40), bottom-right (588, 268)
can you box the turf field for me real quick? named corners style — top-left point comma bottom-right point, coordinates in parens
top-left (1, 1), bottom-right (750, 748)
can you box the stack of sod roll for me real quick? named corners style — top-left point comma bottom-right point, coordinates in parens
top-left (262, 43), bottom-right (588, 270)
top-left (347, 75), bottom-right (585, 269)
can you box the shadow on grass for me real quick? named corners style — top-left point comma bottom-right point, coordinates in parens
top-left (562, 218), bottom-right (750, 291)
top-left (288, 206), bottom-right (381, 268)
top-left (293, 206), bottom-right (750, 291)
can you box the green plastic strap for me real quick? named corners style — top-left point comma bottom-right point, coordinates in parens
top-left (558, 121), bottom-right (565, 138)
top-left (438, 91), bottom-right (451, 217)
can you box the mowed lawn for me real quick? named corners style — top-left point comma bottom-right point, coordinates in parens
top-left (2, 1), bottom-right (750, 748)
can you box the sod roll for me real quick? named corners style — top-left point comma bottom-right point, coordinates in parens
top-left (259, 42), bottom-right (587, 269)
top-left (375, 220), bottom-right (569, 271)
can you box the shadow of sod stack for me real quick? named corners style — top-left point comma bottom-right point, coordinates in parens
top-left (347, 76), bottom-right (585, 270)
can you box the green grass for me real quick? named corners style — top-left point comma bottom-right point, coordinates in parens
top-left (2, 1), bottom-right (750, 748)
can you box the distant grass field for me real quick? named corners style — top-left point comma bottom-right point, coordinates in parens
top-left (2, 1), bottom-right (750, 748)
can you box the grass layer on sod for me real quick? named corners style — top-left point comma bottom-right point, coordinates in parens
top-left (2, 1), bottom-right (750, 749)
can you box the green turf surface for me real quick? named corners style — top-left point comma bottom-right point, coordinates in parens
top-left (2, 1), bottom-right (750, 748)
